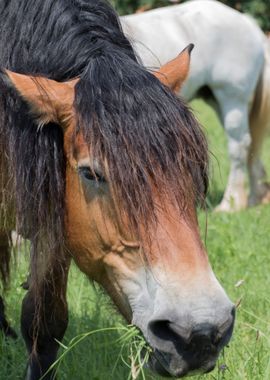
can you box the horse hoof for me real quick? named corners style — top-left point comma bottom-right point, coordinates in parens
top-left (260, 183), bottom-right (270, 205)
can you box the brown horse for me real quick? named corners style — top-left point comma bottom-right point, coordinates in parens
top-left (0, 0), bottom-right (234, 379)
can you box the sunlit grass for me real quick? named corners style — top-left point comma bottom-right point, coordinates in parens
top-left (40, 325), bottom-right (151, 380)
top-left (0, 99), bottom-right (270, 379)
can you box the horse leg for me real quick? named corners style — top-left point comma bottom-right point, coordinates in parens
top-left (21, 254), bottom-right (71, 380)
top-left (248, 110), bottom-right (270, 206)
top-left (0, 231), bottom-right (17, 338)
top-left (213, 93), bottom-right (251, 211)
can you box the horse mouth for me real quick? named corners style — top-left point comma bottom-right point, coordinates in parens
top-left (137, 324), bottom-right (233, 378)
top-left (147, 351), bottom-right (182, 377)
top-left (144, 348), bottom-right (218, 378)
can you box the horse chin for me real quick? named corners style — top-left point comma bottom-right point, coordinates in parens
top-left (146, 355), bottom-right (174, 378)
top-left (145, 349), bottom-right (218, 378)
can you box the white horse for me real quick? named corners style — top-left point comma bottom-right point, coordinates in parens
top-left (121, 0), bottom-right (270, 211)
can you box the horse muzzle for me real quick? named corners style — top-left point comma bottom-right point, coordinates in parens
top-left (145, 309), bottom-right (235, 378)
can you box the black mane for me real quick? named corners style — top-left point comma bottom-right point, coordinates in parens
top-left (0, 0), bottom-right (208, 293)
top-left (0, 0), bottom-right (135, 79)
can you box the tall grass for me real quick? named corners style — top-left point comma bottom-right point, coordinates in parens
top-left (0, 99), bottom-right (270, 379)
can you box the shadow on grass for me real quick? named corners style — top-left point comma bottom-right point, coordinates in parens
top-left (56, 300), bottom-right (155, 380)
top-left (0, 308), bottom-right (151, 380)
top-left (0, 257), bottom-right (157, 380)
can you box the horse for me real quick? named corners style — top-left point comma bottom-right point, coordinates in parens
top-left (122, 0), bottom-right (270, 212)
top-left (0, 0), bottom-right (235, 379)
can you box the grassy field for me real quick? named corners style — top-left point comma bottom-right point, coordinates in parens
top-left (1, 99), bottom-right (270, 380)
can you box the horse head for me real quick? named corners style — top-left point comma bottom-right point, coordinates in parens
top-left (4, 47), bottom-right (234, 378)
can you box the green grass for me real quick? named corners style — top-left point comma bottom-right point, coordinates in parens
top-left (1, 99), bottom-right (270, 379)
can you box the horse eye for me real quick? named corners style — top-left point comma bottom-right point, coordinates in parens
top-left (78, 166), bottom-right (105, 182)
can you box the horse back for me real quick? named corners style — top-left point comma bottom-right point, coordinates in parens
top-left (122, 0), bottom-right (266, 100)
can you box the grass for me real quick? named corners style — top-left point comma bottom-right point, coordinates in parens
top-left (1, 99), bottom-right (270, 379)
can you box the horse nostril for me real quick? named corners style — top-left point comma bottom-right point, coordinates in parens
top-left (148, 319), bottom-right (189, 346)
top-left (149, 320), bottom-right (173, 340)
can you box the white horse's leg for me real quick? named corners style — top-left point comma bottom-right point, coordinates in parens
top-left (248, 120), bottom-right (270, 206)
top-left (248, 159), bottom-right (270, 206)
top-left (213, 93), bottom-right (251, 211)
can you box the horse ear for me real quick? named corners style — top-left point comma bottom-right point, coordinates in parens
top-left (154, 44), bottom-right (194, 93)
top-left (5, 70), bottom-right (78, 127)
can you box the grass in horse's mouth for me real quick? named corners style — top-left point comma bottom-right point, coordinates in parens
top-left (40, 325), bottom-right (151, 380)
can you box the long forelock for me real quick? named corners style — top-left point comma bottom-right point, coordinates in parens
top-left (74, 49), bottom-right (208, 235)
